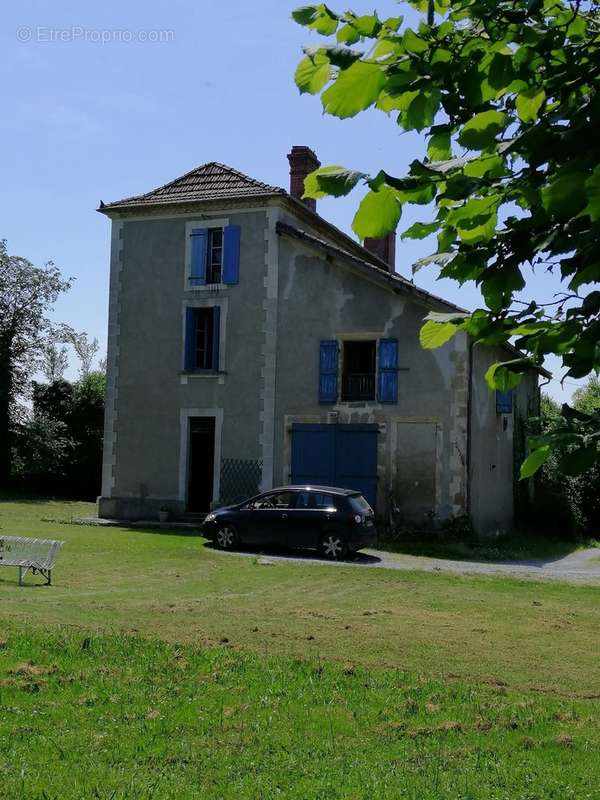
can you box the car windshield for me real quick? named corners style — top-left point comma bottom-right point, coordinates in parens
top-left (348, 494), bottom-right (372, 514)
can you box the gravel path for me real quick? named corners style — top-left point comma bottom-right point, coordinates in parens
top-left (216, 545), bottom-right (600, 585)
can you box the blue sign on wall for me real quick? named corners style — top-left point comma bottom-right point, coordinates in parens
top-left (496, 389), bottom-right (513, 414)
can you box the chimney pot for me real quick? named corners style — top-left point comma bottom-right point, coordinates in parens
top-left (364, 232), bottom-right (397, 272)
top-left (287, 145), bottom-right (321, 213)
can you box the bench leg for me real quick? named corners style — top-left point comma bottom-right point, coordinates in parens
top-left (18, 566), bottom-right (23, 587)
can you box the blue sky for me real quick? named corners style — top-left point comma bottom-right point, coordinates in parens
top-left (1, 0), bottom-right (585, 401)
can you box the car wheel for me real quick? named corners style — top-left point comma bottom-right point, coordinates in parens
top-left (319, 533), bottom-right (348, 561)
top-left (214, 524), bottom-right (239, 551)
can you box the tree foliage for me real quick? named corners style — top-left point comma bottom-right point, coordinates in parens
top-left (293, 0), bottom-right (600, 474)
top-left (13, 372), bottom-right (105, 498)
top-left (0, 239), bottom-right (72, 484)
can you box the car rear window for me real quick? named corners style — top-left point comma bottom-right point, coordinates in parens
top-left (349, 494), bottom-right (372, 514)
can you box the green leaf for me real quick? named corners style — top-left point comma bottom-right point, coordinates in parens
top-left (403, 28), bottom-right (428, 54)
top-left (584, 165), bottom-right (600, 221)
top-left (419, 320), bottom-right (460, 349)
top-left (446, 196), bottom-right (500, 244)
top-left (485, 360), bottom-right (529, 391)
top-left (488, 53), bottom-right (515, 91)
top-left (458, 111), bottom-right (508, 150)
top-left (401, 221), bottom-right (440, 240)
top-left (541, 173), bottom-right (588, 220)
top-left (520, 445), bottom-right (551, 479)
top-left (322, 61), bottom-right (386, 118)
top-left (405, 88), bottom-right (441, 131)
top-left (303, 166), bottom-right (366, 199)
top-left (352, 186), bottom-right (401, 239)
top-left (558, 444), bottom-right (599, 476)
top-left (336, 23), bottom-right (360, 44)
top-left (516, 87), bottom-right (545, 122)
top-left (294, 54), bottom-right (331, 94)
top-left (292, 6), bottom-right (320, 25)
top-left (427, 131), bottom-right (451, 160)
top-left (464, 154), bottom-right (505, 178)
top-left (352, 15), bottom-right (380, 37)
top-left (292, 4), bottom-right (338, 34)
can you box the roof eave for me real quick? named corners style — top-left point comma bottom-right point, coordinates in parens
top-left (96, 192), bottom-right (285, 217)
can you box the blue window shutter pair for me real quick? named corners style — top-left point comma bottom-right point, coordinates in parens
top-left (496, 389), bottom-right (513, 414)
top-left (190, 229), bottom-right (208, 286)
top-left (222, 225), bottom-right (241, 284)
top-left (184, 307), bottom-right (220, 371)
top-left (378, 339), bottom-right (399, 403)
top-left (319, 341), bottom-right (338, 404)
top-left (190, 225), bottom-right (240, 286)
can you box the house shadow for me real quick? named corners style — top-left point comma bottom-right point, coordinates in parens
top-left (127, 525), bottom-right (204, 539)
top-left (378, 534), bottom-right (584, 567)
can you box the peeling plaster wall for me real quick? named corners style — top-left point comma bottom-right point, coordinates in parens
top-left (272, 232), bottom-right (469, 524)
top-left (469, 343), bottom-right (538, 535)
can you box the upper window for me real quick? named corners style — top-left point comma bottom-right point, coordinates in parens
top-left (342, 341), bottom-right (376, 402)
top-left (189, 224), bottom-right (240, 287)
top-left (207, 228), bottom-right (223, 284)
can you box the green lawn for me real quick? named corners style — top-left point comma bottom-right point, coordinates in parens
top-left (1, 497), bottom-right (600, 798)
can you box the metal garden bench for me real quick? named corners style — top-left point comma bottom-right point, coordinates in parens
top-left (0, 536), bottom-right (64, 586)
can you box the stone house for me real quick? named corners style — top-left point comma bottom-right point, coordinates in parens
top-left (97, 146), bottom-right (545, 534)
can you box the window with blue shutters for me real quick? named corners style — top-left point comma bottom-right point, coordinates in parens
top-left (188, 224), bottom-right (240, 287)
top-left (319, 341), bottom-right (338, 403)
top-left (377, 339), bottom-right (399, 403)
top-left (496, 389), bottom-right (513, 414)
top-left (184, 306), bottom-right (220, 371)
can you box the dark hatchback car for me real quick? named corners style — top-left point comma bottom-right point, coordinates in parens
top-left (202, 486), bottom-right (377, 560)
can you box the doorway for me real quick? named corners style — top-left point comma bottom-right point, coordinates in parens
top-left (187, 417), bottom-right (215, 511)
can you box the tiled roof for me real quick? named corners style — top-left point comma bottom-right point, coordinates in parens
top-left (100, 162), bottom-right (286, 210)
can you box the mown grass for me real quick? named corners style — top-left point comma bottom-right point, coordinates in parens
top-left (1, 628), bottom-right (599, 800)
top-left (1, 496), bottom-right (600, 693)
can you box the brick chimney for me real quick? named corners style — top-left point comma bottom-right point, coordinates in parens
top-left (364, 231), bottom-right (396, 272)
top-left (287, 146), bottom-right (321, 213)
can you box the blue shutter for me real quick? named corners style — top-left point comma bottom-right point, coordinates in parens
top-left (496, 389), bottom-right (513, 414)
top-left (378, 338), bottom-right (398, 403)
top-left (190, 229), bottom-right (208, 286)
top-left (184, 308), bottom-right (196, 371)
top-left (211, 306), bottom-right (220, 370)
top-left (222, 225), bottom-right (241, 284)
top-left (319, 341), bottom-right (338, 404)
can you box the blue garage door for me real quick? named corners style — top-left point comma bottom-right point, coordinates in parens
top-left (290, 424), bottom-right (378, 509)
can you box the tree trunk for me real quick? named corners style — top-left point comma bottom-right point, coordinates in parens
top-left (0, 336), bottom-right (13, 487)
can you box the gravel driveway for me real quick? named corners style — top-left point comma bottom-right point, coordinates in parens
top-left (214, 544), bottom-right (600, 585)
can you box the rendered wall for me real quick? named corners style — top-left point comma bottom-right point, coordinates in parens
top-left (99, 209), bottom-right (268, 519)
top-left (468, 343), bottom-right (539, 535)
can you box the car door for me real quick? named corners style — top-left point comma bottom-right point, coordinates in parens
top-left (289, 491), bottom-right (322, 549)
top-left (246, 491), bottom-right (296, 546)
